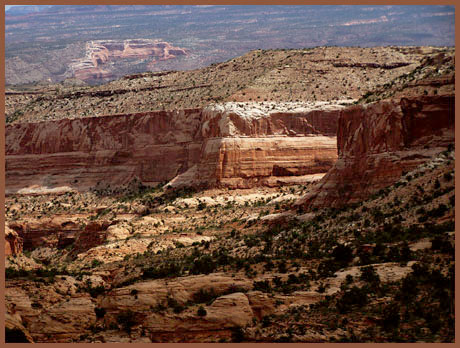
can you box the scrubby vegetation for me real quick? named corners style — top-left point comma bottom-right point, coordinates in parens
top-left (5, 148), bottom-right (454, 343)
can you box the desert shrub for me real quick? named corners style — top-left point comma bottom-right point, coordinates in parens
top-left (189, 255), bottom-right (218, 275)
top-left (434, 179), bottom-right (440, 189)
top-left (443, 172), bottom-right (453, 181)
top-left (142, 262), bottom-right (182, 279)
top-left (5, 267), bottom-right (30, 279)
top-left (360, 265), bottom-right (380, 285)
top-left (197, 306), bottom-right (207, 317)
top-left (193, 288), bottom-right (217, 304)
top-left (253, 280), bottom-right (271, 293)
top-left (287, 273), bottom-right (299, 284)
top-left (381, 302), bottom-right (401, 332)
top-left (317, 259), bottom-right (342, 278)
top-left (94, 307), bottom-right (106, 318)
top-left (427, 204), bottom-right (448, 218)
top-left (431, 236), bottom-right (454, 254)
top-left (277, 260), bottom-right (288, 273)
top-left (396, 274), bottom-right (418, 302)
top-left (331, 244), bottom-right (354, 267)
top-left (317, 283), bottom-right (326, 293)
top-left (231, 326), bottom-right (245, 342)
top-left (88, 285), bottom-right (106, 298)
top-left (167, 297), bottom-right (185, 313)
top-left (336, 286), bottom-right (368, 313)
top-left (116, 310), bottom-right (137, 333)
top-left (244, 235), bottom-right (259, 248)
top-left (197, 201), bottom-right (207, 210)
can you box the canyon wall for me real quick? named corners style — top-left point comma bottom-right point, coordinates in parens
top-left (6, 109), bottom-right (204, 194)
top-left (296, 95), bottom-right (455, 210)
top-left (6, 104), bottom-right (343, 194)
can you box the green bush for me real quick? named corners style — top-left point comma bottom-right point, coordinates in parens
top-left (336, 286), bottom-right (368, 313)
top-left (231, 326), bottom-right (245, 342)
top-left (189, 255), bottom-right (217, 275)
top-left (116, 310), bottom-right (137, 333)
top-left (94, 307), bottom-right (106, 318)
top-left (381, 302), bottom-right (400, 332)
top-left (88, 285), bottom-right (106, 298)
top-left (360, 265), bottom-right (380, 285)
top-left (253, 280), bottom-right (271, 293)
top-left (142, 262), bottom-right (182, 279)
top-left (167, 297), bottom-right (185, 313)
top-left (193, 288), bottom-right (217, 304)
top-left (331, 244), bottom-right (354, 267)
top-left (197, 306), bottom-right (207, 317)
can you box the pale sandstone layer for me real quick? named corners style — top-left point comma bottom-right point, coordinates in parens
top-left (296, 95), bottom-right (455, 210)
top-left (6, 102), bottom-right (346, 194)
top-left (6, 262), bottom-right (415, 343)
top-left (69, 39), bottom-right (187, 81)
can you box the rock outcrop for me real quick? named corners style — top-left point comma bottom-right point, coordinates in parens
top-left (5, 225), bottom-right (23, 256)
top-left (8, 216), bottom-right (83, 251)
top-left (6, 102), bottom-right (345, 194)
top-left (69, 39), bottom-right (187, 81)
top-left (296, 95), bottom-right (455, 210)
top-left (5, 261), bottom-right (417, 342)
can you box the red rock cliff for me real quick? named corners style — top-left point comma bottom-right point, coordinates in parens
top-left (6, 109), bottom-right (204, 194)
top-left (6, 103), bottom-right (343, 194)
top-left (296, 95), bottom-right (455, 210)
top-left (5, 225), bottom-right (23, 256)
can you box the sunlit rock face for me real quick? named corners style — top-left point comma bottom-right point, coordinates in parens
top-left (6, 101), bottom-right (347, 194)
top-left (296, 95), bottom-right (455, 210)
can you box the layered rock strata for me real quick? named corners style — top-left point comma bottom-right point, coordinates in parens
top-left (296, 95), bottom-right (455, 210)
top-left (5, 262), bottom-right (415, 342)
top-left (5, 225), bottom-right (23, 256)
top-left (6, 102), bottom-right (346, 194)
top-left (69, 39), bottom-right (187, 81)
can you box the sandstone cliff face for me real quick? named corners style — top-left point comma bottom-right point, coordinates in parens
top-left (6, 109), bottom-right (204, 194)
top-left (5, 225), bottom-right (23, 256)
top-left (296, 95), bottom-right (455, 210)
top-left (168, 136), bottom-right (336, 189)
top-left (6, 103), bottom-right (343, 194)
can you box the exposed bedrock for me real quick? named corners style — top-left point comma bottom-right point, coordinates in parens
top-left (296, 95), bottom-right (455, 210)
top-left (70, 39), bottom-right (187, 81)
top-left (5, 225), bottom-right (23, 256)
top-left (6, 103), bottom-right (344, 194)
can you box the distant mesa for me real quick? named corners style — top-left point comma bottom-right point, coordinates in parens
top-left (68, 39), bottom-right (188, 81)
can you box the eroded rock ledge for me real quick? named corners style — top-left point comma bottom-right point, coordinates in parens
top-left (6, 101), bottom-right (349, 194)
top-left (296, 95), bottom-right (455, 210)
top-left (69, 39), bottom-right (187, 81)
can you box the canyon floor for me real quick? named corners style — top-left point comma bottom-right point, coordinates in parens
top-left (5, 150), bottom-right (455, 342)
top-left (5, 45), bottom-right (455, 343)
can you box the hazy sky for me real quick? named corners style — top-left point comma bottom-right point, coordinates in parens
top-left (5, 5), bottom-right (24, 10)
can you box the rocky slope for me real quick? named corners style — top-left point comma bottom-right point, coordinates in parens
top-left (5, 149), bottom-right (454, 342)
top-left (296, 93), bottom-right (454, 210)
top-left (7, 46), bottom-right (437, 123)
top-left (6, 102), bottom-right (346, 194)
